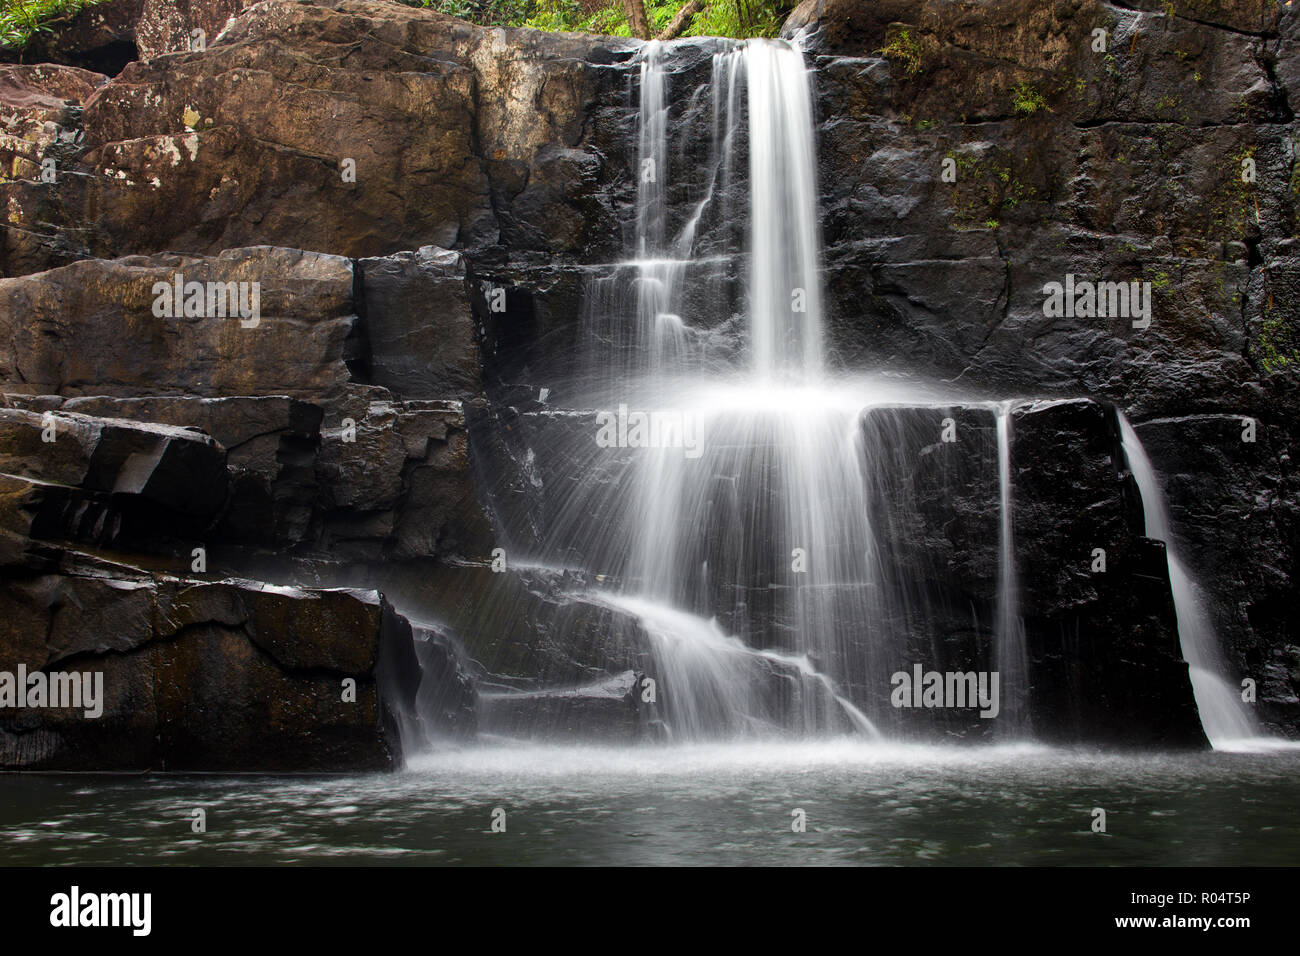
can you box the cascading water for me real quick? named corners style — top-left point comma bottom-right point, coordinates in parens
top-left (526, 37), bottom-right (1038, 743)
top-left (577, 38), bottom-right (894, 739)
top-left (1117, 414), bottom-right (1260, 748)
top-left (490, 36), bottom-right (1237, 748)
top-left (994, 403), bottom-right (1029, 738)
top-left (739, 40), bottom-right (825, 381)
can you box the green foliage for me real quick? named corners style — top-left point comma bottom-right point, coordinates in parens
top-left (878, 27), bottom-right (923, 76)
top-left (687, 0), bottom-right (787, 38)
top-left (1011, 82), bottom-right (1048, 116)
top-left (403, 0), bottom-right (792, 38)
top-left (397, 1), bottom-right (534, 25)
top-left (1259, 308), bottom-right (1299, 374)
top-left (0, 0), bottom-right (107, 49)
top-left (1209, 144), bottom-right (1257, 241)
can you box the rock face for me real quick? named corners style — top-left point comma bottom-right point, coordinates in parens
top-left (0, 0), bottom-right (1294, 766)
top-left (1, 0), bottom-right (639, 276)
top-left (0, 0), bottom-right (259, 72)
top-left (0, 248), bottom-right (357, 399)
top-left (780, 0), bottom-right (1300, 735)
top-left (1010, 400), bottom-right (1205, 746)
top-left (0, 564), bottom-right (405, 771)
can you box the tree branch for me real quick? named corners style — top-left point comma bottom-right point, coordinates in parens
top-left (657, 0), bottom-right (704, 41)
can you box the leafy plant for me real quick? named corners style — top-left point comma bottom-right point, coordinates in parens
top-left (402, 1), bottom-right (793, 38)
top-left (1011, 82), bottom-right (1048, 115)
top-left (878, 27), bottom-right (923, 76)
top-left (0, 0), bottom-right (108, 49)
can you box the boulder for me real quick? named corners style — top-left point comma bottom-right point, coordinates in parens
top-left (1, 0), bottom-right (641, 274)
top-left (0, 247), bottom-right (357, 398)
top-left (0, 406), bottom-right (228, 555)
top-left (61, 394), bottom-right (322, 548)
top-left (0, 560), bottom-right (411, 771)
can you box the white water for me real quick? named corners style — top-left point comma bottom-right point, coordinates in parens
top-left (598, 594), bottom-right (879, 739)
top-left (464, 38), bottom-right (1251, 750)
top-left (741, 40), bottom-right (825, 381)
top-left (1117, 414), bottom-right (1262, 748)
top-left (994, 403), bottom-right (1030, 738)
top-left (555, 40), bottom-right (1032, 742)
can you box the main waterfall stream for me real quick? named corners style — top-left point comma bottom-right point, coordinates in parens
top-left (532, 37), bottom-right (1255, 748)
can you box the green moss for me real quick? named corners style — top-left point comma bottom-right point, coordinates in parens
top-left (0, 0), bottom-right (108, 48)
top-left (1207, 144), bottom-right (1258, 241)
top-left (1259, 309), bottom-right (1299, 373)
top-left (946, 147), bottom-right (1039, 230)
top-left (879, 27), bottom-right (924, 76)
top-left (1011, 82), bottom-right (1049, 116)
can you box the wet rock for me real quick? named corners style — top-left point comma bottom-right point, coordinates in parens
top-left (478, 670), bottom-right (642, 742)
top-left (0, 406), bottom-right (228, 556)
top-left (315, 395), bottom-right (493, 562)
top-left (1135, 414), bottom-right (1300, 735)
top-left (368, 562), bottom-right (653, 690)
top-left (0, 407), bottom-right (226, 512)
top-left (60, 394), bottom-right (323, 548)
top-left (1011, 399), bottom-right (1206, 747)
top-left (0, 560), bottom-right (408, 771)
top-left (356, 246), bottom-right (481, 401)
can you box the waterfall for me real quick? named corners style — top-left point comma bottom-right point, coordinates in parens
top-left (994, 403), bottom-right (1030, 738)
top-left (499, 36), bottom-right (1255, 747)
top-left (590, 38), bottom-right (888, 739)
top-left (740, 40), bottom-right (825, 381)
top-left (1117, 414), bottom-right (1260, 747)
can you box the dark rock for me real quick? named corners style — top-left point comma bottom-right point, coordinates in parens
top-left (61, 394), bottom-right (323, 548)
top-left (314, 394), bottom-right (494, 562)
top-left (478, 670), bottom-right (642, 742)
top-left (1, 0), bottom-right (145, 75)
top-left (0, 560), bottom-right (408, 771)
top-left (1010, 399), bottom-right (1207, 747)
top-left (356, 246), bottom-right (481, 400)
top-left (1, 0), bottom-right (261, 73)
top-left (0, 406), bottom-right (228, 554)
top-left (1135, 414), bottom-right (1300, 735)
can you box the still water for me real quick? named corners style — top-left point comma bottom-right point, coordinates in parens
top-left (2, 741), bottom-right (1297, 865)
